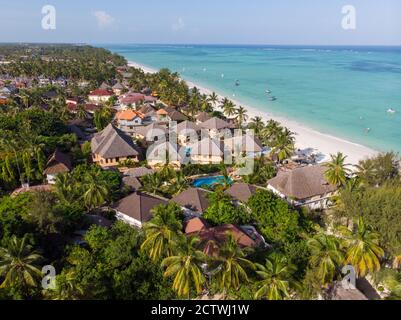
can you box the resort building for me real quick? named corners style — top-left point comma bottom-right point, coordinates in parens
top-left (67, 103), bottom-right (100, 115)
top-left (185, 137), bottom-right (227, 165)
top-left (195, 111), bottom-right (212, 124)
top-left (113, 192), bottom-right (168, 228)
top-left (175, 120), bottom-right (202, 146)
top-left (112, 82), bottom-right (125, 96)
top-left (146, 141), bottom-right (182, 168)
top-left (124, 167), bottom-right (155, 178)
top-left (171, 187), bottom-right (210, 216)
top-left (121, 176), bottom-right (142, 192)
top-left (0, 96), bottom-right (8, 105)
top-left (185, 218), bottom-right (265, 256)
top-left (267, 165), bottom-right (338, 210)
top-left (88, 89), bottom-right (114, 103)
top-left (134, 123), bottom-right (168, 142)
top-left (157, 107), bottom-right (187, 123)
top-left (225, 183), bottom-right (258, 203)
top-left (91, 124), bottom-right (141, 168)
top-left (43, 149), bottom-right (72, 185)
top-left (224, 134), bottom-right (264, 156)
top-left (199, 117), bottom-right (234, 139)
top-left (138, 104), bottom-right (158, 123)
top-left (184, 217), bottom-right (209, 234)
top-left (116, 109), bottom-right (145, 136)
top-left (119, 92), bottom-right (145, 109)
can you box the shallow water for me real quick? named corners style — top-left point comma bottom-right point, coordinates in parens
top-left (103, 44), bottom-right (401, 153)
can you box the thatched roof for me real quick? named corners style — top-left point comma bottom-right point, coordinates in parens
top-left (43, 149), bottom-right (72, 175)
top-left (114, 192), bottom-right (167, 223)
top-left (91, 124), bottom-right (140, 159)
top-left (328, 282), bottom-right (368, 300)
top-left (196, 112), bottom-right (212, 123)
top-left (200, 117), bottom-right (233, 130)
top-left (225, 183), bottom-right (258, 203)
top-left (171, 188), bottom-right (210, 214)
top-left (267, 165), bottom-right (337, 200)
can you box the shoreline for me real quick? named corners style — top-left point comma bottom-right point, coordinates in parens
top-left (128, 61), bottom-right (378, 165)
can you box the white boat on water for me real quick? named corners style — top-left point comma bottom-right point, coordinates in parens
top-left (387, 108), bottom-right (396, 114)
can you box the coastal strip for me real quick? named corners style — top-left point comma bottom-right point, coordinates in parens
top-left (128, 61), bottom-right (378, 165)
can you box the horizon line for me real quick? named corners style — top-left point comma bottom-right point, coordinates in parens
top-left (1, 42), bottom-right (401, 48)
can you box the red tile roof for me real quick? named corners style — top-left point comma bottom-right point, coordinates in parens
top-left (89, 89), bottom-right (113, 97)
top-left (116, 109), bottom-right (145, 121)
top-left (120, 93), bottom-right (145, 105)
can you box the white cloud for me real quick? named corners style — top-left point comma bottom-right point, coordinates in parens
top-left (172, 17), bottom-right (185, 31)
top-left (92, 11), bottom-right (115, 29)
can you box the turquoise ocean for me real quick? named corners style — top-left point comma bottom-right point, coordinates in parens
top-left (103, 44), bottom-right (401, 153)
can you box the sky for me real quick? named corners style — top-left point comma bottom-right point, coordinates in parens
top-left (0, 0), bottom-right (400, 45)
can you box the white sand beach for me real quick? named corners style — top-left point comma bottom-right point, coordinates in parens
top-left (128, 61), bottom-right (378, 165)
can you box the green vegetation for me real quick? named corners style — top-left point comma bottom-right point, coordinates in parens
top-left (0, 44), bottom-right (125, 86)
top-left (1, 45), bottom-right (401, 300)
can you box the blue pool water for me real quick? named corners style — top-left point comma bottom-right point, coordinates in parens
top-left (102, 44), bottom-right (401, 153)
top-left (193, 176), bottom-right (233, 188)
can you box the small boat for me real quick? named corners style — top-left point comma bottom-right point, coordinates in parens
top-left (387, 108), bottom-right (396, 114)
top-left (235, 80), bottom-right (240, 86)
top-left (265, 89), bottom-right (271, 94)
top-left (269, 96), bottom-right (277, 101)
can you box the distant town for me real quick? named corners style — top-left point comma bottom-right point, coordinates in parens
top-left (0, 44), bottom-right (400, 301)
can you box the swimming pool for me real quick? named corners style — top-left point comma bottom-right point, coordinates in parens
top-left (193, 176), bottom-right (233, 188)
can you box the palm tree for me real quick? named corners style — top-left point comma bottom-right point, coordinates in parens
top-left (46, 270), bottom-right (86, 300)
top-left (242, 156), bottom-right (276, 185)
top-left (82, 174), bottom-right (109, 210)
top-left (235, 106), bottom-right (248, 126)
top-left (261, 119), bottom-right (282, 145)
top-left (307, 232), bottom-right (344, 287)
top-left (55, 173), bottom-right (76, 203)
top-left (339, 217), bottom-right (384, 278)
top-left (254, 253), bottom-right (297, 300)
top-left (167, 171), bottom-right (190, 196)
top-left (270, 128), bottom-right (295, 162)
top-left (141, 204), bottom-right (183, 261)
top-left (208, 92), bottom-right (219, 107)
top-left (354, 158), bottom-right (376, 187)
top-left (222, 100), bottom-right (236, 118)
top-left (75, 104), bottom-right (88, 120)
top-left (162, 236), bottom-right (206, 299)
top-left (248, 116), bottom-right (264, 136)
top-left (141, 173), bottom-right (164, 195)
top-left (200, 96), bottom-right (212, 113)
top-left (215, 233), bottom-right (254, 295)
top-left (324, 152), bottom-right (351, 187)
top-left (0, 235), bottom-right (43, 292)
